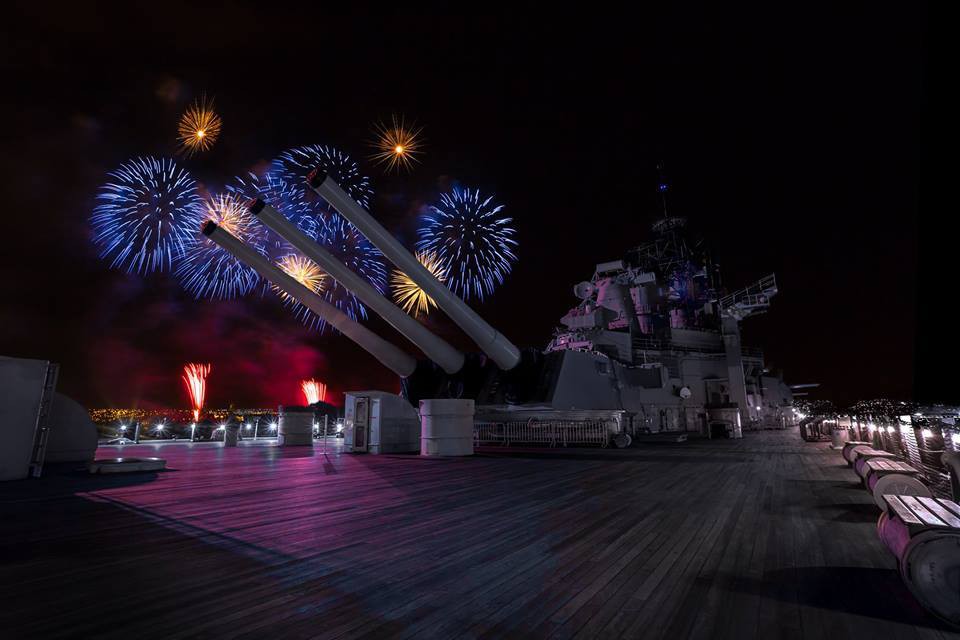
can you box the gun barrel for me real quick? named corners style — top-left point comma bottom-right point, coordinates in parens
top-left (307, 171), bottom-right (521, 370)
top-left (248, 199), bottom-right (465, 374)
top-left (201, 221), bottom-right (417, 378)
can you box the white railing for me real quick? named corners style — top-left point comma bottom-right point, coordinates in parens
top-left (719, 273), bottom-right (778, 314)
top-left (474, 419), bottom-right (613, 447)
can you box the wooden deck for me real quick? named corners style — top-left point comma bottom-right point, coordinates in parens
top-left (0, 430), bottom-right (956, 639)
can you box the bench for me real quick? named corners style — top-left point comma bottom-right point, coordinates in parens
top-left (861, 459), bottom-right (930, 509)
top-left (841, 440), bottom-right (872, 465)
top-left (877, 494), bottom-right (960, 626)
top-left (851, 447), bottom-right (900, 478)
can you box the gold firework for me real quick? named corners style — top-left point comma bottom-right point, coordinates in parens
top-left (391, 251), bottom-right (447, 318)
top-left (276, 255), bottom-right (326, 300)
top-left (371, 114), bottom-right (423, 172)
top-left (204, 194), bottom-right (253, 240)
top-left (177, 96), bottom-right (222, 155)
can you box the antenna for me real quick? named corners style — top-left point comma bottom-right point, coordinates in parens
top-left (656, 161), bottom-right (670, 219)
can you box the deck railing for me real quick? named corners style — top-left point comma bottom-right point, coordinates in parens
top-left (842, 417), bottom-right (958, 499)
top-left (474, 419), bottom-right (614, 447)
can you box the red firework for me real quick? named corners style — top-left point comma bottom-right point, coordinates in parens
top-left (301, 379), bottom-right (326, 405)
top-left (183, 363), bottom-right (211, 422)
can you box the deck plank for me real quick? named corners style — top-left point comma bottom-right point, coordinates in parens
top-left (0, 431), bottom-right (956, 639)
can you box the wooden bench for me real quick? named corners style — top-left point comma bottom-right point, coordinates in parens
top-left (851, 447), bottom-right (900, 478)
top-left (841, 440), bottom-right (872, 464)
top-left (861, 459), bottom-right (930, 509)
top-left (877, 494), bottom-right (960, 627)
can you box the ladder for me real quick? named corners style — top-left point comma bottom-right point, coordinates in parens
top-left (29, 361), bottom-right (60, 478)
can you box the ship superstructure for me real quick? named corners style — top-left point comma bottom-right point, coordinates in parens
top-left (531, 214), bottom-right (792, 435)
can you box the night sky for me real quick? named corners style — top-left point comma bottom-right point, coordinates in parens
top-left (2, 6), bottom-right (930, 410)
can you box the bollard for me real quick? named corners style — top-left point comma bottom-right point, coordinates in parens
top-left (224, 424), bottom-right (240, 447)
top-left (278, 406), bottom-right (314, 447)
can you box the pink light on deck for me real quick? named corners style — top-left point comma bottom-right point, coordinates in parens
top-left (301, 378), bottom-right (326, 405)
top-left (183, 363), bottom-right (211, 422)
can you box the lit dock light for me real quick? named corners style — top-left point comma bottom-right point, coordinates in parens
top-left (886, 426), bottom-right (895, 434)
top-left (922, 429), bottom-right (933, 439)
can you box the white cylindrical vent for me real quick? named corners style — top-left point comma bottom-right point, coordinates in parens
top-left (278, 406), bottom-right (314, 447)
top-left (419, 399), bottom-right (475, 457)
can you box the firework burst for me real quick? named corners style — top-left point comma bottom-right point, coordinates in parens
top-left (416, 187), bottom-right (517, 300)
top-left (391, 251), bottom-right (448, 318)
top-left (182, 363), bottom-right (211, 422)
top-left (177, 96), bottom-right (222, 156)
top-left (276, 254), bottom-right (326, 301)
top-left (273, 145), bottom-right (372, 210)
top-left (275, 253), bottom-right (328, 329)
top-left (301, 378), bottom-right (327, 405)
top-left (90, 156), bottom-right (202, 274)
top-left (370, 114), bottom-right (423, 172)
top-left (226, 172), bottom-right (308, 233)
top-left (176, 194), bottom-right (263, 299)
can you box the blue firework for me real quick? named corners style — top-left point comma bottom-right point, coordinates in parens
top-left (272, 144), bottom-right (373, 211)
top-left (224, 171), bottom-right (304, 274)
top-left (416, 187), bottom-right (517, 300)
top-left (90, 157), bottom-right (203, 274)
top-left (175, 194), bottom-right (263, 299)
top-left (225, 171), bottom-right (309, 230)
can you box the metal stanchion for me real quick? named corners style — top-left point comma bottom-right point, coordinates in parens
top-left (322, 414), bottom-right (328, 455)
